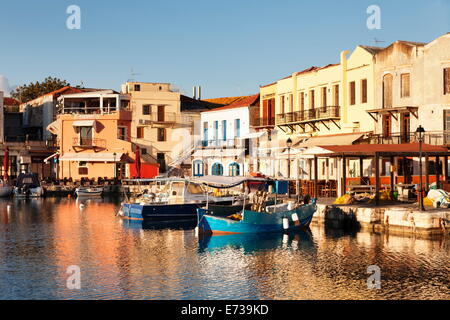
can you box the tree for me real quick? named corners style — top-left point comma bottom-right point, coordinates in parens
top-left (11, 77), bottom-right (72, 102)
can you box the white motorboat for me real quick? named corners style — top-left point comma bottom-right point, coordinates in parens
top-left (14, 173), bottom-right (44, 198)
top-left (75, 187), bottom-right (103, 197)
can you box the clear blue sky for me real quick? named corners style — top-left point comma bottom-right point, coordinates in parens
top-left (1, 0), bottom-right (449, 98)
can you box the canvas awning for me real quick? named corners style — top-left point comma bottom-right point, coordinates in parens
top-left (60, 152), bottom-right (124, 162)
top-left (239, 131), bottom-right (266, 139)
top-left (295, 133), bottom-right (364, 148)
top-left (72, 120), bottom-right (96, 127)
top-left (44, 152), bottom-right (59, 164)
top-left (192, 149), bottom-right (244, 158)
top-left (46, 121), bottom-right (59, 135)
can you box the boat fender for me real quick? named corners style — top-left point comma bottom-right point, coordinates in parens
top-left (291, 213), bottom-right (299, 222)
top-left (194, 226), bottom-right (199, 237)
top-left (282, 217), bottom-right (289, 230)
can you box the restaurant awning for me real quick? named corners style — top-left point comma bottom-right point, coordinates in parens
top-left (60, 152), bottom-right (124, 162)
top-left (295, 133), bottom-right (364, 148)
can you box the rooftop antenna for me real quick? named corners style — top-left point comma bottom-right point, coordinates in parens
top-left (374, 38), bottom-right (385, 45)
top-left (128, 68), bottom-right (141, 82)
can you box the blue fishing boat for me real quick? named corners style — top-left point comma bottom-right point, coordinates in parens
top-left (197, 200), bottom-right (316, 235)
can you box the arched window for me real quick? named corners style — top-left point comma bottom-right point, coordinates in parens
top-left (193, 160), bottom-right (204, 177)
top-left (212, 163), bottom-right (224, 176)
top-left (229, 162), bottom-right (240, 176)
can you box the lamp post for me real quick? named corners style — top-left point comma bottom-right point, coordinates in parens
top-left (286, 137), bottom-right (293, 198)
top-left (113, 152), bottom-right (117, 180)
top-left (415, 126), bottom-right (425, 211)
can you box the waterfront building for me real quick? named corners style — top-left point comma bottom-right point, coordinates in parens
top-left (255, 46), bottom-right (382, 182)
top-left (191, 94), bottom-right (260, 177)
top-left (48, 90), bottom-right (139, 180)
top-left (121, 82), bottom-right (221, 177)
top-left (1, 91), bottom-right (57, 179)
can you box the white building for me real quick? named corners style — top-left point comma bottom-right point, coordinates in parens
top-left (191, 94), bottom-right (260, 177)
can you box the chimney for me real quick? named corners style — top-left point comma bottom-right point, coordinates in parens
top-left (197, 86), bottom-right (201, 100)
top-left (192, 86), bottom-right (197, 99)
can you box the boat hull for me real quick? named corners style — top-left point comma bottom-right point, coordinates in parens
top-left (0, 186), bottom-right (13, 197)
top-left (120, 200), bottom-right (233, 221)
top-left (197, 203), bottom-right (316, 234)
top-left (76, 188), bottom-right (103, 197)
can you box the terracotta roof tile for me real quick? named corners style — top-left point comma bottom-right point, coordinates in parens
top-left (3, 97), bottom-right (20, 106)
top-left (203, 94), bottom-right (259, 112)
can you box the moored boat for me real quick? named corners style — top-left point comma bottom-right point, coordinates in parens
top-left (197, 200), bottom-right (317, 235)
top-left (75, 187), bottom-right (103, 197)
top-left (14, 173), bottom-right (44, 198)
top-left (118, 177), bottom-right (244, 221)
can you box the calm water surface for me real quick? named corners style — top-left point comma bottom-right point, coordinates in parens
top-left (0, 198), bottom-right (448, 300)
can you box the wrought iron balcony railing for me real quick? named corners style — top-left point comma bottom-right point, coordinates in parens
top-left (276, 106), bottom-right (340, 125)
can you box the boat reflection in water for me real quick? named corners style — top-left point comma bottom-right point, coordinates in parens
top-left (197, 229), bottom-right (316, 254)
top-left (120, 218), bottom-right (197, 231)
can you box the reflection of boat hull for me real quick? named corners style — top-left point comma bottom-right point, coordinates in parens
top-left (14, 187), bottom-right (44, 198)
top-left (120, 201), bottom-right (233, 221)
top-left (198, 230), bottom-right (314, 252)
top-left (0, 185), bottom-right (13, 197)
top-left (197, 203), bottom-right (316, 234)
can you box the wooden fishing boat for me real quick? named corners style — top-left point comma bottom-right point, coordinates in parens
top-left (75, 187), bottom-right (103, 197)
top-left (197, 200), bottom-right (317, 235)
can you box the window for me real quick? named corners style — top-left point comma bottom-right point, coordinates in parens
top-left (321, 87), bottom-right (327, 108)
top-left (361, 79), bottom-right (368, 103)
top-left (280, 96), bottom-right (285, 114)
top-left (333, 84), bottom-right (339, 106)
top-left (222, 120), bottom-right (227, 141)
top-left (134, 84), bottom-right (140, 91)
top-left (141, 148), bottom-right (147, 155)
top-left (157, 128), bottom-right (166, 141)
top-left (299, 92), bottom-right (305, 111)
top-left (137, 126), bottom-right (144, 139)
top-left (143, 105), bottom-right (151, 115)
top-left (203, 121), bottom-right (208, 146)
top-left (212, 163), bottom-right (223, 176)
top-left (229, 162), bottom-right (240, 176)
top-left (444, 68), bottom-right (450, 95)
top-left (117, 127), bottom-right (127, 141)
top-left (157, 153), bottom-right (166, 173)
top-left (401, 74), bottom-right (410, 98)
top-left (193, 160), bottom-right (204, 177)
top-left (78, 161), bottom-right (88, 175)
top-left (349, 81), bottom-right (356, 105)
top-left (79, 126), bottom-right (92, 146)
top-left (382, 115), bottom-right (391, 137)
top-left (383, 74), bottom-right (393, 108)
top-left (309, 90), bottom-right (315, 109)
top-left (289, 94), bottom-right (293, 112)
top-left (214, 121), bottom-right (219, 142)
top-left (235, 119), bottom-right (240, 138)
top-left (157, 105), bottom-right (165, 122)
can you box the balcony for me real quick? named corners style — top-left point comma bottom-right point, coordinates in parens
top-left (276, 106), bottom-right (341, 131)
top-left (72, 137), bottom-right (106, 150)
top-left (362, 131), bottom-right (450, 146)
top-left (139, 112), bottom-right (177, 127)
top-left (252, 117), bottom-right (275, 128)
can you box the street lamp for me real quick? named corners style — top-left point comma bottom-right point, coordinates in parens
top-left (113, 152), bottom-right (117, 180)
top-left (286, 137), bottom-right (293, 198)
top-left (415, 125), bottom-right (425, 211)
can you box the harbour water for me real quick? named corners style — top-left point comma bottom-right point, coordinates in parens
top-left (0, 198), bottom-right (448, 300)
